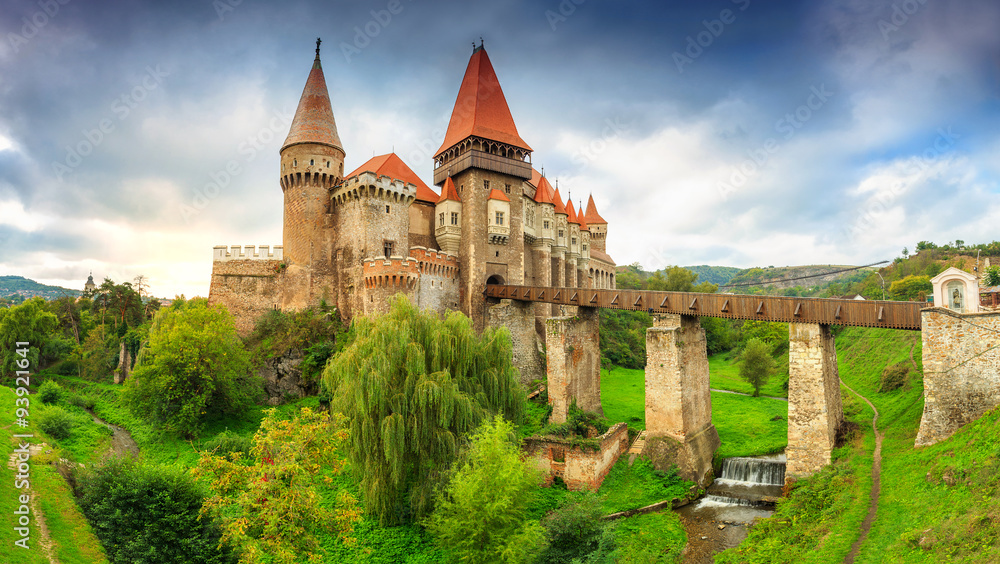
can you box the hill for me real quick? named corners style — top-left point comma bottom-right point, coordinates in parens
top-left (682, 265), bottom-right (741, 286)
top-left (0, 276), bottom-right (81, 300)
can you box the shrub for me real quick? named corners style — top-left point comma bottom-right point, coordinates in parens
top-left (201, 430), bottom-right (252, 460)
top-left (538, 492), bottom-right (616, 563)
top-left (38, 379), bottom-right (63, 404)
top-left (67, 393), bottom-right (97, 411)
top-left (879, 362), bottom-right (910, 392)
top-left (38, 405), bottom-right (74, 440)
top-left (76, 457), bottom-right (234, 564)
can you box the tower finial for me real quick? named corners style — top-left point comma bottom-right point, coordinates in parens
top-left (316, 37), bottom-right (322, 58)
top-left (541, 166), bottom-right (545, 177)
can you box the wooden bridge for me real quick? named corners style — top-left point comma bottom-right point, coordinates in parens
top-left (485, 284), bottom-right (925, 330)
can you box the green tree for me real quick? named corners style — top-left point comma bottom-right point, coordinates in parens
top-left (0, 297), bottom-right (58, 382)
top-left (123, 298), bottom-right (260, 437)
top-left (984, 266), bottom-right (1000, 287)
top-left (538, 492), bottom-right (616, 563)
top-left (77, 457), bottom-right (234, 564)
top-left (740, 338), bottom-right (776, 397)
top-left (323, 295), bottom-right (526, 525)
top-left (888, 275), bottom-right (932, 301)
top-left (194, 408), bottom-right (360, 564)
top-left (424, 416), bottom-right (546, 564)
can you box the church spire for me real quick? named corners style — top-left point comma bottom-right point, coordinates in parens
top-left (282, 38), bottom-right (344, 153)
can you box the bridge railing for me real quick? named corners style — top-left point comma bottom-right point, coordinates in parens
top-left (484, 284), bottom-right (924, 330)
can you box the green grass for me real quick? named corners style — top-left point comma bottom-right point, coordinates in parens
top-left (708, 353), bottom-right (788, 398)
top-left (0, 385), bottom-right (108, 564)
top-left (598, 458), bottom-right (692, 514)
top-left (601, 366), bottom-right (647, 430)
top-left (613, 511), bottom-right (686, 563)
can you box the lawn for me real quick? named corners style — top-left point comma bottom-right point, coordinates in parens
top-left (708, 352), bottom-right (788, 398)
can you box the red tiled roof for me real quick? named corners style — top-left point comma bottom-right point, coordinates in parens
top-left (345, 153), bottom-right (439, 203)
top-left (552, 187), bottom-right (567, 215)
top-left (585, 194), bottom-right (607, 224)
top-left (590, 249), bottom-right (616, 266)
top-left (566, 199), bottom-right (580, 224)
top-left (282, 52), bottom-right (344, 152)
top-left (434, 47), bottom-right (532, 158)
top-left (577, 204), bottom-right (589, 231)
top-left (488, 188), bottom-right (510, 202)
top-left (534, 175), bottom-right (555, 205)
top-left (437, 176), bottom-right (461, 203)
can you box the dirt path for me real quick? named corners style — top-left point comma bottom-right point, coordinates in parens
top-left (90, 413), bottom-right (139, 458)
top-left (710, 388), bottom-right (788, 402)
top-left (841, 380), bottom-right (883, 564)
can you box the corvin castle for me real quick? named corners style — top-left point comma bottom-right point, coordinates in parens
top-left (208, 40), bottom-right (617, 334)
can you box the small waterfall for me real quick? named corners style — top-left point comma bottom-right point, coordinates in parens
top-left (705, 454), bottom-right (786, 508)
top-left (716, 456), bottom-right (786, 487)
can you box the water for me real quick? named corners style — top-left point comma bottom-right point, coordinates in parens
top-left (675, 454), bottom-right (786, 563)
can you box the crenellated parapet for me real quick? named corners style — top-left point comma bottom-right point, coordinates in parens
top-left (332, 171), bottom-right (418, 207)
top-left (213, 245), bottom-right (284, 261)
top-left (410, 246), bottom-right (460, 279)
top-left (363, 255), bottom-right (420, 289)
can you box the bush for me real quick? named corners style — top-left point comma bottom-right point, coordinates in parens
top-left (538, 492), bottom-right (616, 563)
top-left (879, 362), bottom-right (910, 392)
top-left (76, 457), bottom-right (234, 564)
top-left (38, 379), bottom-right (64, 404)
top-left (200, 430), bottom-right (252, 461)
top-left (38, 405), bottom-right (74, 439)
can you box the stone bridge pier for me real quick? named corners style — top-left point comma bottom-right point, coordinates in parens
top-left (643, 314), bottom-right (719, 486)
top-left (786, 322), bottom-right (843, 482)
top-left (545, 307), bottom-right (602, 423)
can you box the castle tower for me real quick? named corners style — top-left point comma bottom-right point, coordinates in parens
top-left (584, 195), bottom-right (608, 254)
top-left (280, 39), bottom-right (345, 276)
top-left (551, 186), bottom-right (569, 289)
top-left (577, 203), bottom-right (591, 288)
top-left (435, 177), bottom-right (462, 254)
top-left (84, 272), bottom-right (96, 294)
top-left (565, 196), bottom-right (581, 288)
top-left (433, 44), bottom-right (533, 328)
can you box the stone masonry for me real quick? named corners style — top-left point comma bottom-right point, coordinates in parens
top-left (208, 258), bottom-right (284, 334)
top-left (545, 307), bottom-right (602, 423)
top-left (487, 299), bottom-right (545, 386)
top-left (643, 314), bottom-right (719, 486)
top-left (786, 322), bottom-right (843, 482)
top-left (916, 308), bottom-right (1000, 446)
top-left (525, 422), bottom-right (629, 491)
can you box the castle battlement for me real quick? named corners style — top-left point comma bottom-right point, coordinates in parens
top-left (213, 245), bottom-right (284, 262)
top-left (333, 171), bottom-right (418, 206)
top-left (363, 255), bottom-right (420, 289)
top-left (410, 247), bottom-right (460, 279)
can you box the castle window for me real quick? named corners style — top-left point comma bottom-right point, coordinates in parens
top-left (544, 220), bottom-right (550, 229)
top-left (505, 183), bottom-right (511, 194)
top-left (386, 205), bottom-right (390, 213)
top-left (383, 241), bottom-right (394, 257)
top-left (326, 161), bottom-right (330, 168)
top-left (293, 159), bottom-right (297, 167)
top-left (583, 244), bottom-right (588, 251)
top-left (451, 212), bottom-right (459, 225)
top-left (310, 159), bottom-right (314, 166)
top-left (572, 237), bottom-right (577, 245)
top-left (495, 211), bottom-right (504, 226)
top-left (439, 212), bottom-right (445, 226)
top-left (340, 163), bottom-right (343, 174)
top-left (483, 180), bottom-right (490, 190)
top-left (496, 251), bottom-right (500, 257)
top-left (558, 229), bottom-right (564, 238)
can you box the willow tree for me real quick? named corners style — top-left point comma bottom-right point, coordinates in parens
top-left (323, 295), bottom-right (525, 525)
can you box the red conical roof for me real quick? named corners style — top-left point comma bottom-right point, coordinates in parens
top-left (577, 204), bottom-right (589, 231)
top-left (283, 47), bottom-right (344, 153)
top-left (584, 194), bottom-right (607, 224)
top-left (552, 187), bottom-right (567, 216)
top-left (434, 47), bottom-right (532, 158)
top-left (488, 188), bottom-right (510, 202)
top-left (567, 199), bottom-right (580, 225)
top-left (345, 153), bottom-right (439, 203)
top-left (534, 175), bottom-right (555, 205)
top-left (437, 176), bottom-right (461, 203)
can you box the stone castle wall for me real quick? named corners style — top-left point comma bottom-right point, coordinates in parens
top-left (525, 422), bottom-right (629, 491)
top-left (208, 259), bottom-right (284, 334)
top-left (487, 299), bottom-right (544, 386)
top-left (362, 256), bottom-right (419, 315)
top-left (545, 308), bottom-right (602, 423)
top-left (786, 323), bottom-right (843, 481)
top-left (917, 308), bottom-right (1000, 446)
top-left (411, 247), bottom-right (460, 313)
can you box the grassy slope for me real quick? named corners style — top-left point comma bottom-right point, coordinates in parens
top-left (717, 326), bottom-right (934, 563)
top-left (0, 386), bottom-right (108, 564)
top-left (708, 354), bottom-right (788, 398)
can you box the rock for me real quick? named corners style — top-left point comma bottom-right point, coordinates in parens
top-left (718, 524), bottom-right (726, 530)
top-left (701, 536), bottom-right (709, 540)
top-left (258, 349), bottom-right (314, 404)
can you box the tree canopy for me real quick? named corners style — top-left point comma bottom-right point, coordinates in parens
top-left (0, 296), bottom-right (58, 382)
top-left (123, 298), bottom-right (259, 437)
top-left (323, 295), bottom-right (526, 525)
top-left (740, 338), bottom-right (776, 397)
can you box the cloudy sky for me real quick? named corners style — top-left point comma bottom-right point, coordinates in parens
top-left (1, 0), bottom-right (998, 298)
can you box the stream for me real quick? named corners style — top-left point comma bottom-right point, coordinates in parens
top-left (90, 413), bottom-right (140, 458)
top-left (676, 454), bottom-right (786, 563)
